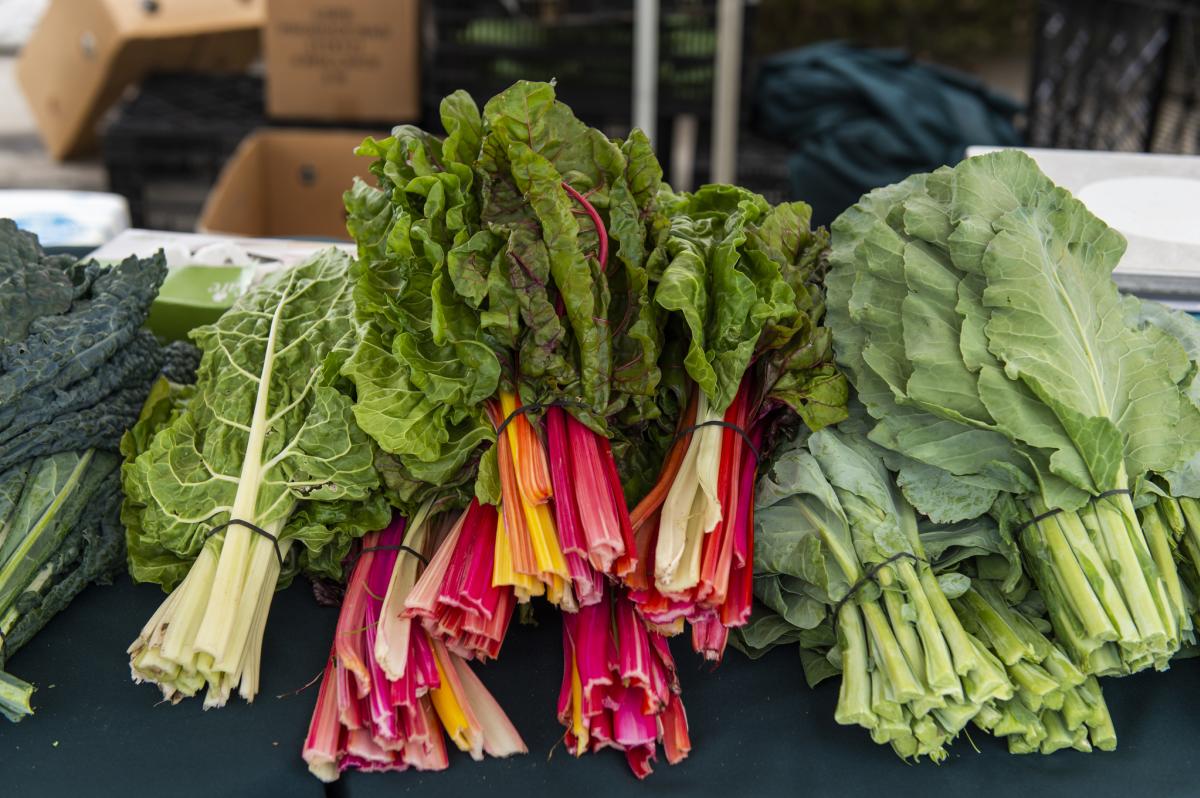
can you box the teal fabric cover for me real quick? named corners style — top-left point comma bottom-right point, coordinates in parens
top-left (753, 42), bottom-right (1022, 226)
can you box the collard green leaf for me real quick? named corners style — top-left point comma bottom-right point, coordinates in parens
top-left (1125, 298), bottom-right (1200, 497)
top-left (731, 605), bottom-right (804, 658)
top-left (829, 150), bottom-right (1200, 518)
top-left (883, 450), bottom-right (998, 524)
top-left (754, 444), bottom-right (853, 610)
top-left (974, 172), bottom-right (1200, 490)
top-left (828, 179), bottom-right (1029, 515)
top-left (920, 515), bottom-right (1022, 593)
top-left (808, 428), bottom-right (913, 564)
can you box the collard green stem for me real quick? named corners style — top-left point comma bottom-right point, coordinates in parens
top-left (860, 600), bottom-right (924, 703)
top-left (834, 602), bottom-right (874, 728)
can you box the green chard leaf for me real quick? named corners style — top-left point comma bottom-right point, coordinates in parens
top-left (123, 248), bottom-right (382, 589)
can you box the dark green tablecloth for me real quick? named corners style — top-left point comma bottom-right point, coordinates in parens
top-left (3, 578), bottom-right (1197, 798)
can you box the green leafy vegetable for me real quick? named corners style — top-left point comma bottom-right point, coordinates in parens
top-left (750, 424), bottom-right (1012, 761)
top-left (0, 451), bottom-right (123, 721)
top-left (0, 219), bottom-right (174, 722)
top-left (344, 81), bottom-right (672, 500)
top-left (125, 247), bottom-right (389, 707)
top-left (0, 219), bottom-right (167, 473)
top-left (827, 151), bottom-right (1200, 674)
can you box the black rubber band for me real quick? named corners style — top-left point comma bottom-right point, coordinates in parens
top-left (831, 552), bottom-right (927, 617)
top-left (1094, 488), bottom-right (1133, 500)
top-left (204, 519), bottom-right (284, 568)
top-left (493, 398), bottom-right (591, 439)
top-left (346, 543), bottom-right (429, 573)
top-left (1015, 507), bottom-right (1065, 535)
top-left (674, 419), bottom-right (761, 463)
top-left (1016, 490), bottom-right (1134, 535)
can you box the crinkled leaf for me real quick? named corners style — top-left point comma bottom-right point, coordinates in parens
top-left (123, 249), bottom-right (381, 589)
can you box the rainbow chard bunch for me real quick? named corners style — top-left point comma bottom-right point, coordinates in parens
top-left (342, 80), bottom-right (668, 617)
top-left (339, 81), bottom-right (698, 778)
top-left (303, 511), bottom-right (525, 780)
top-left (404, 498), bottom-right (515, 661)
top-left (559, 580), bottom-right (691, 778)
top-left (625, 189), bottom-right (848, 661)
top-left (338, 79), bottom-right (848, 774)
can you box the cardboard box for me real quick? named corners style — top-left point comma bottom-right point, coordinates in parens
top-left (264, 0), bottom-right (419, 122)
top-left (197, 128), bottom-right (380, 240)
top-left (17, 0), bottom-right (264, 160)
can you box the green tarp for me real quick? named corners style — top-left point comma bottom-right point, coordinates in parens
top-left (753, 42), bottom-right (1022, 226)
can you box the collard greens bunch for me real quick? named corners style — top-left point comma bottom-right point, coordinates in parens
top-left (739, 151), bottom-right (1200, 762)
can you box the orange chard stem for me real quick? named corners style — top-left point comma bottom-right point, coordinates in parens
top-left (629, 390), bottom-right (699, 532)
top-left (488, 400), bottom-right (539, 576)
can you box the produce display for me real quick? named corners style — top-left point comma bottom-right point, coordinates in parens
top-left (305, 80), bottom-right (842, 777)
top-left (8, 76), bottom-right (1200, 789)
top-left (0, 220), bottom-right (193, 720)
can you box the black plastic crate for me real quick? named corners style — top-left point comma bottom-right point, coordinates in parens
top-left (103, 73), bottom-right (265, 231)
top-left (733, 131), bottom-right (794, 206)
top-left (422, 0), bottom-right (747, 131)
top-left (1027, 0), bottom-right (1200, 153)
top-left (682, 126), bottom-right (794, 205)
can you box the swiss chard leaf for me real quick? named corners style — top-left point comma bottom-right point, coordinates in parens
top-left (123, 248), bottom-right (382, 589)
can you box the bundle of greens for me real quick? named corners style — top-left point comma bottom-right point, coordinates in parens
top-left (0, 452), bottom-right (122, 720)
top-left (304, 511), bottom-right (525, 780)
top-left (123, 248), bottom-right (391, 707)
top-left (0, 220), bottom-right (167, 473)
top-left (623, 188), bottom-right (848, 660)
top-left (342, 81), bottom-right (667, 618)
top-left (340, 81), bottom-right (719, 777)
top-left (955, 581), bottom-right (1115, 754)
top-left (0, 220), bottom-right (173, 721)
top-left (1121, 297), bottom-right (1200, 628)
top-left (746, 425), bottom-right (1012, 761)
top-left (826, 151), bottom-right (1200, 675)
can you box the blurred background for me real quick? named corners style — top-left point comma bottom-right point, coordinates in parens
top-left (1, 0), bottom-right (1197, 246)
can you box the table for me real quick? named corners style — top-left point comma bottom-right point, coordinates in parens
top-left (3, 579), bottom-right (1197, 798)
